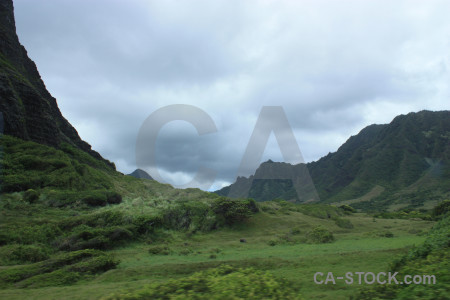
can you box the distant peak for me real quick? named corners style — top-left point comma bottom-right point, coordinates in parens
top-left (128, 169), bottom-right (153, 180)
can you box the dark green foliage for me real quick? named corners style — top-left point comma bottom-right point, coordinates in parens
top-left (106, 191), bottom-right (122, 204)
top-left (105, 265), bottom-right (301, 299)
top-left (212, 197), bottom-right (257, 225)
top-left (1, 223), bottom-right (62, 245)
top-left (57, 210), bottom-right (126, 230)
top-left (432, 199), bottom-right (450, 218)
top-left (358, 214), bottom-right (450, 299)
top-left (339, 204), bottom-right (356, 213)
top-left (162, 201), bottom-right (214, 231)
top-left (159, 198), bottom-right (256, 232)
top-left (373, 209), bottom-right (432, 221)
top-left (56, 225), bottom-right (134, 251)
top-left (384, 231), bottom-right (394, 238)
top-left (148, 245), bottom-right (170, 255)
top-left (217, 111), bottom-right (450, 210)
top-left (0, 244), bottom-right (51, 265)
top-left (306, 226), bottom-right (335, 244)
top-left (333, 217), bottom-right (354, 229)
top-left (132, 215), bottom-right (161, 234)
top-left (44, 189), bottom-right (123, 207)
top-left (295, 203), bottom-right (343, 219)
top-left (249, 179), bottom-right (298, 202)
top-left (0, 135), bottom-right (114, 193)
top-left (23, 189), bottom-right (39, 203)
top-left (0, 249), bottom-right (118, 288)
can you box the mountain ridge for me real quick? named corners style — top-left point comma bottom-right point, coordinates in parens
top-left (0, 0), bottom-right (114, 168)
top-left (216, 110), bottom-right (450, 210)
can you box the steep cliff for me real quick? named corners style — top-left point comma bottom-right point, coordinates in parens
top-left (0, 0), bottom-right (114, 168)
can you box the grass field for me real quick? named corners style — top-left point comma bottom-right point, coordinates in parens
top-left (0, 207), bottom-right (433, 299)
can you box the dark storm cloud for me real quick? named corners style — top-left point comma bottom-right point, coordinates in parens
top-left (13, 0), bottom-right (450, 190)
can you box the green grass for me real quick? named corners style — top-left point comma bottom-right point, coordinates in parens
top-left (0, 135), bottom-right (447, 299)
top-left (0, 206), bottom-right (433, 299)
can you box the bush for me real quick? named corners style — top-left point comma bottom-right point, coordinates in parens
top-left (432, 200), bottom-right (450, 218)
top-left (334, 217), bottom-right (354, 229)
top-left (105, 265), bottom-right (301, 299)
top-left (306, 226), bottom-right (335, 244)
top-left (384, 231), bottom-right (394, 238)
top-left (290, 227), bottom-right (301, 235)
top-left (0, 244), bottom-right (51, 265)
top-left (106, 191), bottom-right (122, 204)
top-left (178, 248), bottom-right (192, 256)
top-left (23, 189), bottom-right (40, 203)
top-left (148, 245), bottom-right (170, 255)
top-left (57, 225), bottom-right (134, 251)
top-left (212, 198), bottom-right (255, 225)
top-left (82, 191), bottom-right (108, 206)
top-left (0, 249), bottom-right (118, 288)
top-left (339, 204), bottom-right (356, 213)
top-left (267, 239), bottom-right (277, 246)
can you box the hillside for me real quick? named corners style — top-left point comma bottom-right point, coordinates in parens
top-left (216, 110), bottom-right (450, 211)
top-left (0, 0), bottom-right (114, 168)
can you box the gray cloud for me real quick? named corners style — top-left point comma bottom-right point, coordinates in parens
top-left (13, 0), bottom-right (450, 190)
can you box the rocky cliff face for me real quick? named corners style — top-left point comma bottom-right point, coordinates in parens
top-left (0, 0), bottom-right (114, 168)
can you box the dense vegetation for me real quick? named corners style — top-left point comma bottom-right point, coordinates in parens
top-left (1, 132), bottom-right (448, 299)
top-left (357, 210), bottom-right (450, 299)
top-left (217, 111), bottom-right (450, 212)
top-left (105, 265), bottom-right (302, 300)
top-left (0, 134), bottom-right (259, 290)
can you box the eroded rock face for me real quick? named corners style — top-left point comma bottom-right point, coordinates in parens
top-left (0, 0), bottom-right (114, 168)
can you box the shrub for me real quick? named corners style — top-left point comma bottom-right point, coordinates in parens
top-left (0, 244), bottom-right (51, 265)
top-left (212, 198), bottom-right (255, 225)
top-left (290, 227), bottom-right (301, 235)
top-left (106, 191), bottom-right (122, 204)
top-left (82, 191), bottom-right (108, 206)
top-left (105, 265), bottom-right (301, 299)
top-left (384, 231), bottom-right (394, 238)
top-left (306, 226), bottom-right (335, 244)
top-left (178, 248), bottom-right (192, 256)
top-left (432, 200), bottom-right (450, 218)
top-left (23, 189), bottom-right (40, 203)
top-left (267, 239), bottom-right (277, 246)
top-left (56, 225), bottom-right (134, 251)
top-left (339, 204), bottom-right (356, 213)
top-left (334, 217), bottom-right (354, 229)
top-left (148, 245), bottom-right (170, 255)
top-left (132, 215), bottom-right (160, 234)
top-left (0, 249), bottom-right (118, 288)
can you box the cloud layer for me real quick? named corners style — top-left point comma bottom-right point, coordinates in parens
top-left (13, 0), bottom-right (450, 190)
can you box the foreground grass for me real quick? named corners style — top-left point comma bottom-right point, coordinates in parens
top-left (0, 209), bottom-right (432, 300)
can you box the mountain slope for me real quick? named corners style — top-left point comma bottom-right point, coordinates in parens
top-left (0, 0), bottom-right (114, 168)
top-left (216, 110), bottom-right (450, 210)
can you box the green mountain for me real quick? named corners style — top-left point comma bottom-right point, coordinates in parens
top-left (0, 0), bottom-right (114, 168)
top-left (216, 110), bottom-right (450, 211)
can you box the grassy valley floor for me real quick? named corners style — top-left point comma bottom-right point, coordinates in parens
top-left (0, 210), bottom-right (433, 299)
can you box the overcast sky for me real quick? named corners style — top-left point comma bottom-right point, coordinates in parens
top-left (13, 0), bottom-right (450, 190)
